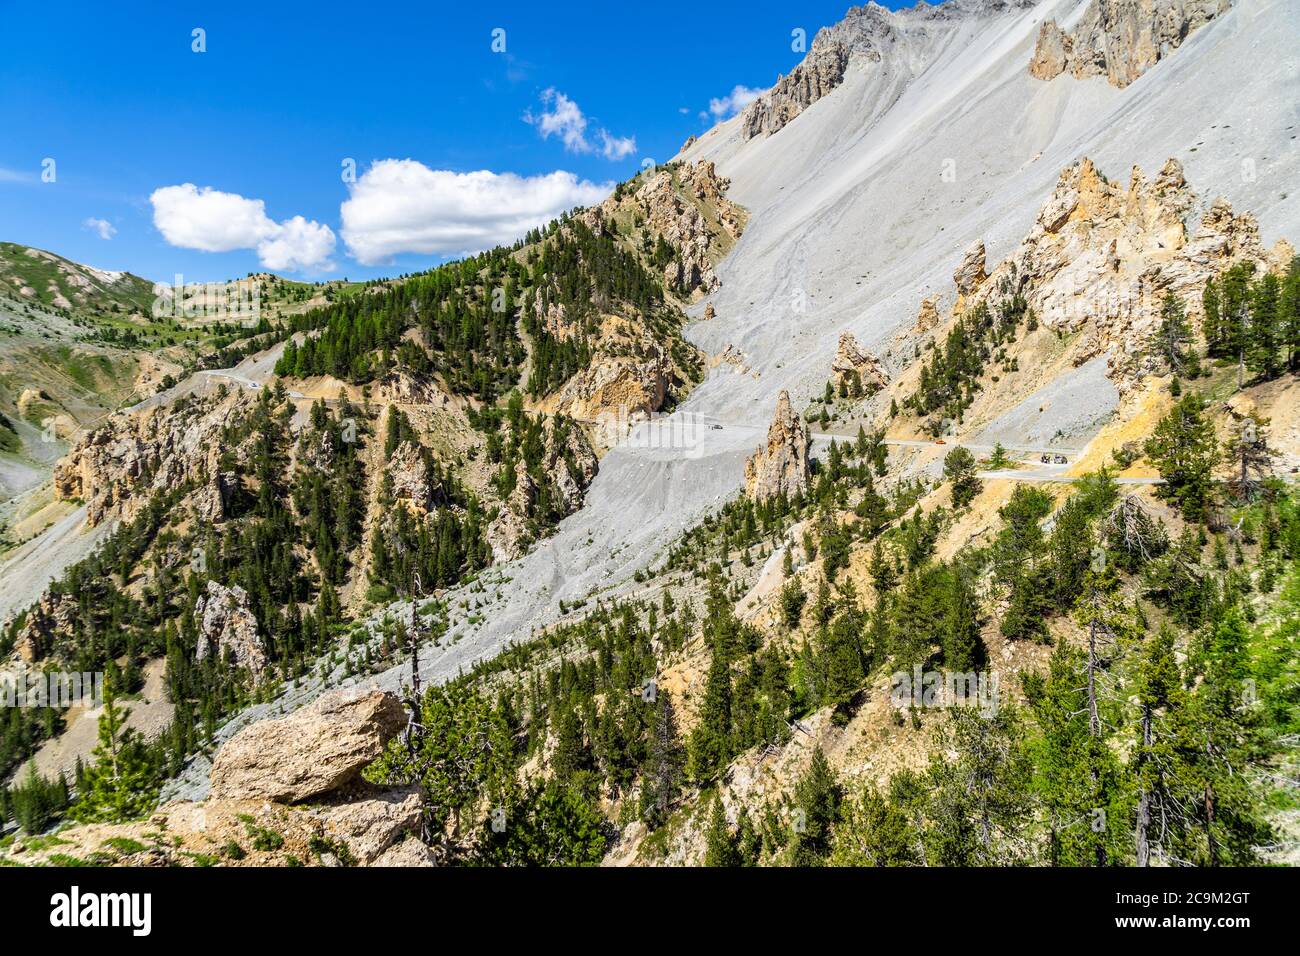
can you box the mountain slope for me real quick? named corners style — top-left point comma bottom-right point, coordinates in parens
top-left (137, 0), bottom-right (1300, 808)
top-left (0, 242), bottom-right (156, 318)
top-left (317, 0), bottom-right (1299, 686)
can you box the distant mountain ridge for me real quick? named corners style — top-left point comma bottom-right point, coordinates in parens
top-left (0, 241), bottom-right (157, 318)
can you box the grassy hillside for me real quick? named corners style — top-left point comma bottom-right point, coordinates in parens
top-left (0, 241), bottom-right (156, 317)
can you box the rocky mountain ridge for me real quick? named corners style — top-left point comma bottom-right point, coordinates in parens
top-left (1030, 0), bottom-right (1232, 88)
top-left (739, 0), bottom-right (1037, 140)
top-left (963, 156), bottom-right (1291, 390)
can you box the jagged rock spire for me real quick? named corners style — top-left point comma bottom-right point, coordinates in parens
top-left (744, 390), bottom-right (811, 502)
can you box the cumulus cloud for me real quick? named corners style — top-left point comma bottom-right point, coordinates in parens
top-left (149, 183), bottom-right (335, 271)
top-left (83, 217), bottom-right (116, 240)
top-left (599, 130), bottom-right (637, 161)
top-left (339, 159), bottom-right (611, 264)
top-left (708, 84), bottom-right (764, 119)
top-left (256, 216), bottom-right (337, 272)
top-left (526, 89), bottom-right (636, 161)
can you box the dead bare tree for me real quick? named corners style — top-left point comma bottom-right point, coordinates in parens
top-left (1227, 413), bottom-right (1274, 503)
top-left (1102, 493), bottom-right (1165, 564)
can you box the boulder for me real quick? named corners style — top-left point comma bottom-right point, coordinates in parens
top-left (313, 786), bottom-right (423, 865)
top-left (209, 688), bottom-right (408, 803)
top-left (370, 836), bottom-right (438, 867)
top-left (831, 332), bottom-right (889, 393)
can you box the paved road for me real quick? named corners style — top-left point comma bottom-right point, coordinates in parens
top-left (978, 467), bottom-right (1163, 485)
top-left (808, 430), bottom-right (1166, 485)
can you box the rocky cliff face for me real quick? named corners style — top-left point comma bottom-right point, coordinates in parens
top-left (11, 591), bottom-right (78, 663)
top-left (1029, 0), bottom-right (1231, 88)
top-left (963, 156), bottom-right (1291, 389)
top-left (587, 160), bottom-right (744, 300)
top-left (524, 161), bottom-right (730, 433)
top-left (484, 418), bottom-right (598, 563)
top-left (386, 439), bottom-right (440, 514)
top-left (551, 348), bottom-right (669, 428)
top-left (744, 390), bottom-right (812, 502)
top-left (53, 388), bottom-right (253, 527)
top-left (194, 580), bottom-right (268, 677)
top-left (741, 40), bottom-right (850, 141)
top-left (953, 239), bottom-right (989, 299)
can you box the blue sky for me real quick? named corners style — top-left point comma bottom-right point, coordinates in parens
top-left (0, 0), bottom-right (916, 283)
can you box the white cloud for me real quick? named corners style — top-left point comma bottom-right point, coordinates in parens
top-left (83, 217), bottom-right (116, 240)
top-left (527, 88), bottom-right (590, 153)
top-left (150, 184), bottom-right (276, 252)
top-left (256, 216), bottom-right (337, 272)
top-left (709, 84), bottom-right (764, 119)
top-left (339, 159), bottom-right (611, 265)
top-left (599, 130), bottom-right (637, 161)
top-left (526, 88), bottom-right (636, 162)
top-left (149, 183), bottom-right (335, 272)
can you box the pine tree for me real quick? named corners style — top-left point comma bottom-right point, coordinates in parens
top-left (1202, 277), bottom-right (1224, 357)
top-left (1024, 642), bottom-right (1127, 865)
top-left (922, 707), bottom-right (1033, 865)
top-left (688, 643), bottom-right (733, 783)
top-left (788, 747), bottom-right (841, 865)
top-left (1156, 292), bottom-right (1192, 375)
top-left (1282, 256), bottom-right (1300, 372)
top-left (942, 566), bottom-right (984, 671)
top-left (1145, 392), bottom-right (1220, 522)
top-left (1133, 627), bottom-right (1181, 866)
top-left (1173, 607), bottom-right (1272, 865)
top-left (1247, 272), bottom-right (1282, 379)
top-left (1220, 261), bottom-right (1257, 385)
top-left (641, 692), bottom-right (685, 829)
top-left (818, 609), bottom-right (865, 724)
top-left (71, 693), bottom-right (159, 823)
top-left (1227, 411), bottom-right (1274, 503)
top-left (943, 446), bottom-right (981, 508)
top-left (829, 785), bottom-right (919, 866)
top-left (703, 794), bottom-right (740, 866)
